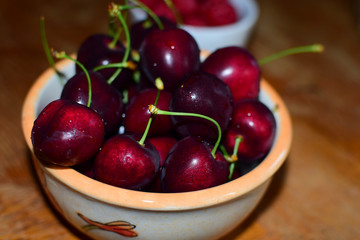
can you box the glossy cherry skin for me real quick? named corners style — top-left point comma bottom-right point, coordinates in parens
top-left (124, 88), bottom-right (172, 136)
top-left (139, 28), bottom-right (201, 91)
top-left (199, 0), bottom-right (237, 26)
top-left (76, 34), bottom-right (133, 90)
top-left (170, 71), bottom-right (233, 140)
top-left (130, 16), bottom-right (177, 50)
top-left (161, 136), bottom-right (229, 193)
top-left (94, 134), bottom-right (160, 190)
top-left (31, 99), bottom-right (105, 167)
top-left (146, 136), bottom-right (178, 192)
top-left (224, 99), bottom-right (276, 162)
top-left (61, 71), bottom-right (124, 136)
top-left (201, 46), bottom-right (260, 102)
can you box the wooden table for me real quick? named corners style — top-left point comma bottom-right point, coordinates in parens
top-left (1, 0), bottom-right (359, 239)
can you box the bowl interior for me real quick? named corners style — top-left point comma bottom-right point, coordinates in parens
top-left (22, 58), bottom-right (291, 211)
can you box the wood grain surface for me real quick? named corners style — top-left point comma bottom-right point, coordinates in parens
top-left (0, 0), bottom-right (359, 239)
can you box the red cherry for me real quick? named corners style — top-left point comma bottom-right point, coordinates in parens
top-left (224, 99), bottom-right (276, 162)
top-left (94, 134), bottom-right (160, 190)
top-left (124, 88), bottom-right (172, 136)
top-left (139, 28), bottom-right (201, 91)
top-left (201, 46), bottom-right (261, 102)
top-left (31, 99), bottom-right (105, 167)
top-left (161, 136), bottom-right (229, 193)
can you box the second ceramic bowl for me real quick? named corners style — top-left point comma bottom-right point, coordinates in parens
top-left (129, 0), bottom-right (259, 51)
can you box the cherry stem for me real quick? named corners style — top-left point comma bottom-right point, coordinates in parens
top-left (107, 3), bottom-right (132, 85)
top-left (163, 0), bottom-right (183, 25)
top-left (40, 16), bottom-right (65, 81)
top-left (228, 163), bottom-right (235, 181)
top-left (228, 136), bottom-right (242, 180)
top-left (108, 13), bottom-right (117, 38)
top-left (54, 51), bottom-right (92, 108)
top-left (219, 145), bottom-right (230, 159)
top-left (126, 0), bottom-right (164, 30)
top-left (138, 78), bottom-right (163, 146)
top-left (108, 30), bottom-right (121, 49)
top-left (258, 44), bottom-right (324, 65)
top-left (149, 106), bottom-right (222, 158)
top-left (232, 136), bottom-right (242, 159)
top-left (93, 61), bottom-right (136, 72)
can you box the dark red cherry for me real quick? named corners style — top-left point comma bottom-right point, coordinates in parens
top-left (31, 99), bottom-right (105, 167)
top-left (149, 136), bottom-right (178, 166)
top-left (146, 136), bottom-right (178, 192)
top-left (61, 71), bottom-right (124, 136)
top-left (76, 34), bottom-right (133, 90)
top-left (224, 99), bottom-right (276, 162)
top-left (161, 136), bottom-right (229, 193)
top-left (94, 134), bottom-right (160, 190)
top-left (201, 46), bottom-right (260, 102)
top-left (130, 16), bottom-right (177, 50)
top-left (170, 71), bottom-right (233, 140)
top-left (124, 88), bottom-right (172, 136)
top-left (139, 28), bottom-right (201, 91)
top-left (199, 0), bottom-right (237, 26)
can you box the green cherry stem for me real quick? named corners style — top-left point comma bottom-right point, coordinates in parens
top-left (232, 136), bottom-right (243, 160)
top-left (219, 145), bottom-right (231, 159)
top-left (107, 3), bottom-right (132, 85)
top-left (40, 16), bottom-right (65, 81)
top-left (108, 29), bottom-right (121, 49)
top-left (126, 0), bottom-right (164, 30)
top-left (54, 51), bottom-right (92, 108)
top-left (258, 44), bottom-right (324, 65)
top-left (149, 106), bottom-right (222, 158)
top-left (93, 61), bottom-right (136, 72)
top-left (228, 136), bottom-right (243, 180)
top-left (138, 78), bottom-right (163, 146)
top-left (163, 0), bottom-right (183, 25)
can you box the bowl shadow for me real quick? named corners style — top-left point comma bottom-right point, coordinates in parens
top-left (219, 157), bottom-right (290, 239)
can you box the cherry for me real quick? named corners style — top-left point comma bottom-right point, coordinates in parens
top-left (94, 134), bottom-right (160, 190)
top-left (130, 16), bottom-right (177, 50)
top-left (149, 136), bottom-right (177, 165)
top-left (224, 99), bottom-right (276, 162)
top-left (76, 34), bottom-right (133, 90)
top-left (61, 71), bottom-right (124, 136)
top-left (199, 0), bottom-right (237, 26)
top-left (149, 103), bottom-right (230, 192)
top-left (139, 27), bottom-right (201, 91)
top-left (150, 1), bottom-right (176, 23)
top-left (172, 0), bottom-right (198, 15)
top-left (31, 99), bottom-right (105, 167)
top-left (201, 46), bottom-right (261, 102)
top-left (93, 78), bottom-right (164, 190)
top-left (136, 0), bottom-right (238, 27)
top-left (146, 136), bottom-right (178, 192)
top-left (124, 88), bottom-right (171, 136)
top-left (161, 136), bottom-right (229, 193)
top-left (170, 71), bottom-right (233, 140)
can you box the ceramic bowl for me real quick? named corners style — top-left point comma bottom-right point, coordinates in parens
top-left (128, 0), bottom-right (259, 51)
top-left (22, 58), bottom-right (291, 240)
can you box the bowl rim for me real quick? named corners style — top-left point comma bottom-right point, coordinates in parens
top-left (22, 58), bottom-right (292, 211)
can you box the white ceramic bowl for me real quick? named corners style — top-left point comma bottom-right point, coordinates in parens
top-left (129, 0), bottom-right (259, 51)
top-left (22, 57), bottom-right (291, 240)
